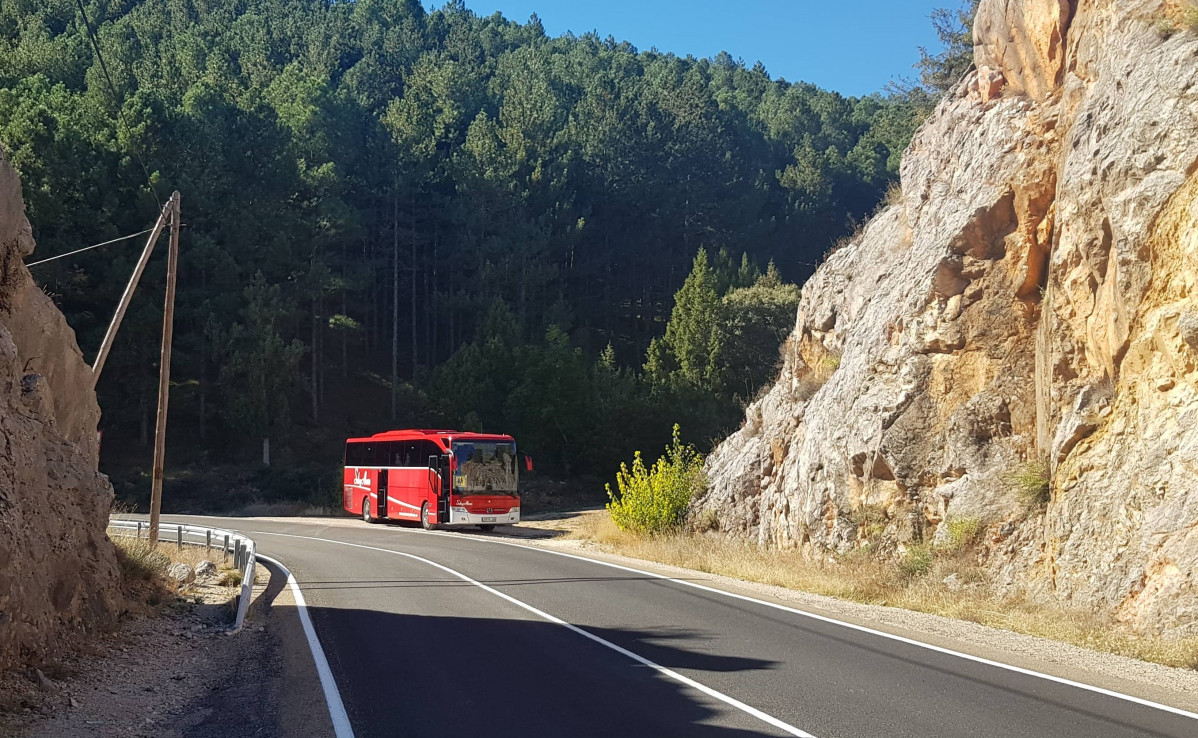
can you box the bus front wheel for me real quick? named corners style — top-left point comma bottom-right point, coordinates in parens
top-left (421, 503), bottom-right (434, 531)
top-left (362, 499), bottom-right (374, 524)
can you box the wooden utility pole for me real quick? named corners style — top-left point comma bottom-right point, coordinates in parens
top-left (148, 191), bottom-right (181, 543)
top-left (91, 199), bottom-right (173, 382)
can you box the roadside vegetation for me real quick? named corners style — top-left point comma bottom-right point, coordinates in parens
top-left (606, 425), bottom-right (706, 534)
top-left (109, 531), bottom-right (243, 611)
top-left (564, 512), bottom-right (1198, 670)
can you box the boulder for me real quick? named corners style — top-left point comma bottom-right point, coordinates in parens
top-left (166, 563), bottom-right (196, 587)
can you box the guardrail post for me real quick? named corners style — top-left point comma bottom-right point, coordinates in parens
top-left (223, 534), bottom-right (230, 561)
top-left (206, 530), bottom-right (211, 550)
top-left (176, 526), bottom-right (183, 550)
top-left (136, 521), bottom-right (142, 539)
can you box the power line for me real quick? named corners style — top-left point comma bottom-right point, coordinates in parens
top-left (72, 0), bottom-right (162, 208)
top-left (25, 228), bottom-right (155, 267)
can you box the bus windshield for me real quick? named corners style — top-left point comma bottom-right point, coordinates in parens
top-left (452, 440), bottom-right (518, 494)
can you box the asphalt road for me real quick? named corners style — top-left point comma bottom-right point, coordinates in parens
top-left (168, 516), bottom-right (1198, 738)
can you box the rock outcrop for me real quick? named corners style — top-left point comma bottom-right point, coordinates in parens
top-left (0, 145), bottom-right (121, 669)
top-left (698, 0), bottom-right (1198, 637)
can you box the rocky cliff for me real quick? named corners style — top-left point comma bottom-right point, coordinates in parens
top-left (0, 145), bottom-right (121, 669)
top-left (698, 0), bottom-right (1198, 637)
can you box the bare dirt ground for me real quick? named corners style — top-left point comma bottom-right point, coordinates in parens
top-left (0, 564), bottom-right (278, 738)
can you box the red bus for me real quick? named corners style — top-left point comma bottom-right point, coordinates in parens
top-left (342, 429), bottom-right (528, 531)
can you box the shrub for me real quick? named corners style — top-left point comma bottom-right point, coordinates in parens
top-left (1006, 458), bottom-right (1051, 510)
top-left (795, 349), bottom-right (841, 401)
top-left (940, 517), bottom-right (983, 552)
top-left (854, 503), bottom-right (889, 538)
top-left (607, 424), bottom-right (705, 534)
top-left (899, 544), bottom-right (934, 577)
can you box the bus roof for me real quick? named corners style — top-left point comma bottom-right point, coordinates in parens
top-left (345, 429), bottom-right (515, 444)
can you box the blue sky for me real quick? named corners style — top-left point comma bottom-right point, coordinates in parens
top-left (442, 1), bottom-right (948, 96)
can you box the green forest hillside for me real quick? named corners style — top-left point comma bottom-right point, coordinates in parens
top-left (0, 0), bottom-right (929, 506)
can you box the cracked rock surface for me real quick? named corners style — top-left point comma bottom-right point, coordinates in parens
top-left (697, 0), bottom-right (1198, 638)
top-left (0, 144), bottom-right (121, 670)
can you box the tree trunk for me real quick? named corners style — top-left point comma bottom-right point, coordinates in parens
top-left (311, 292), bottom-right (319, 423)
top-left (198, 337), bottom-right (206, 443)
top-left (391, 186), bottom-right (399, 419)
top-left (429, 222), bottom-right (436, 365)
top-left (199, 263), bottom-right (208, 442)
top-left (318, 293), bottom-right (326, 411)
top-left (342, 241), bottom-right (348, 380)
top-left (411, 190), bottom-right (418, 382)
top-left (139, 389), bottom-right (149, 447)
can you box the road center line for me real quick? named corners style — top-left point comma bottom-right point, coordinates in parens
top-left (252, 531), bottom-right (816, 738)
top-left (410, 528), bottom-right (1198, 723)
top-left (255, 553), bottom-right (355, 738)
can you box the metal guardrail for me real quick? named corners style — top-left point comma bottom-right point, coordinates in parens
top-left (108, 519), bottom-right (257, 631)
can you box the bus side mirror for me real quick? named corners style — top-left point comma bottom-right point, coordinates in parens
top-left (523, 454), bottom-right (534, 472)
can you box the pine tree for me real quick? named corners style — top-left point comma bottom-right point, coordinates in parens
top-left (916, 1), bottom-right (982, 93)
top-left (650, 248), bottom-right (726, 393)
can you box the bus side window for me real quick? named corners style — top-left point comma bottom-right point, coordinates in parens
top-left (377, 441), bottom-right (396, 467)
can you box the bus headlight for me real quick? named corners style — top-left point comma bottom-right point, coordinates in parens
top-left (451, 506), bottom-right (468, 515)
top-left (509, 507), bottom-right (520, 517)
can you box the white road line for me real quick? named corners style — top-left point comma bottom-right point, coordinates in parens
top-left (252, 531), bottom-right (815, 738)
top-left (411, 528), bottom-right (1198, 723)
top-left (255, 553), bottom-right (355, 738)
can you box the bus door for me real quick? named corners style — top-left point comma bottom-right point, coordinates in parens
top-left (429, 455), bottom-right (450, 523)
top-left (377, 469), bottom-right (389, 519)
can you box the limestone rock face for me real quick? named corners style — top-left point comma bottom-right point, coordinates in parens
top-left (974, 0), bottom-right (1073, 101)
top-left (699, 0), bottom-right (1198, 637)
top-left (0, 145), bottom-right (121, 670)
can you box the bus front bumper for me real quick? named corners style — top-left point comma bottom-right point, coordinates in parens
top-left (444, 507), bottom-right (520, 526)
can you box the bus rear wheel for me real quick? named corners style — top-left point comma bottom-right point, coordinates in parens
top-left (421, 502), bottom-right (434, 531)
top-left (362, 499), bottom-right (374, 524)
top-left (478, 525), bottom-right (495, 532)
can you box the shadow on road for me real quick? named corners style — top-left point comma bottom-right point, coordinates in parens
top-left (301, 604), bottom-right (789, 738)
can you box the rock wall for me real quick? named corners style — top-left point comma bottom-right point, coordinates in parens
top-left (698, 0), bottom-right (1198, 637)
top-left (0, 145), bottom-right (121, 670)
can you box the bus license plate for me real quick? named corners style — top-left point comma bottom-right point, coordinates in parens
top-left (481, 516), bottom-right (497, 523)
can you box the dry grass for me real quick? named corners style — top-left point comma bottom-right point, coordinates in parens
top-left (564, 514), bottom-right (1198, 670)
top-left (1184, 1), bottom-right (1198, 32)
top-left (109, 532), bottom-right (237, 571)
top-left (1159, 1), bottom-right (1198, 36)
top-left (110, 537), bottom-right (171, 583)
top-left (1005, 458), bottom-right (1051, 511)
top-left (108, 531), bottom-right (241, 611)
